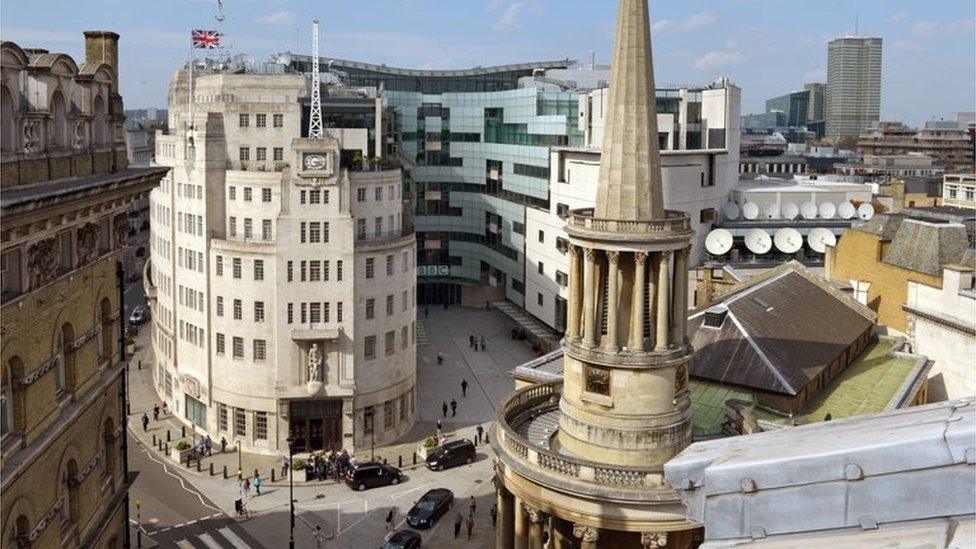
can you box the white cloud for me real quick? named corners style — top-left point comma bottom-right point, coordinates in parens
top-left (653, 11), bottom-right (717, 34)
top-left (257, 11), bottom-right (296, 26)
top-left (888, 12), bottom-right (908, 23)
top-left (487, 1), bottom-right (543, 32)
top-left (907, 21), bottom-right (939, 39)
top-left (694, 50), bottom-right (747, 71)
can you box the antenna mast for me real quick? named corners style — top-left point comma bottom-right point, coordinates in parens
top-left (308, 19), bottom-right (324, 139)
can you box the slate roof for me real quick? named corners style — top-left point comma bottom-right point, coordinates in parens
top-left (0, 167), bottom-right (168, 210)
top-left (882, 218), bottom-right (970, 276)
top-left (687, 261), bottom-right (876, 396)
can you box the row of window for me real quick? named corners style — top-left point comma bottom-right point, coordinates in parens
top-left (299, 189), bottom-right (330, 205)
top-left (238, 113), bottom-right (284, 129)
top-left (238, 147), bottom-right (285, 162)
top-left (364, 291), bottom-right (410, 319)
top-left (215, 333), bottom-right (267, 360)
top-left (178, 183), bottom-right (204, 200)
top-left (300, 222), bottom-right (330, 243)
top-left (216, 256), bottom-right (264, 280)
top-left (178, 247), bottom-right (204, 272)
top-left (178, 212), bottom-right (204, 237)
top-left (179, 320), bottom-right (205, 347)
top-left (228, 217), bottom-right (274, 241)
top-left (362, 391), bottom-right (413, 434)
top-left (179, 285), bottom-right (205, 312)
top-left (216, 402), bottom-right (269, 441)
top-left (228, 186), bottom-right (274, 203)
top-left (355, 184), bottom-right (400, 203)
top-left (355, 216), bottom-right (401, 241)
top-left (362, 323), bottom-right (414, 360)
top-left (287, 302), bottom-right (344, 324)
top-left (287, 259), bottom-right (343, 282)
top-left (364, 252), bottom-right (412, 279)
top-left (215, 297), bottom-right (266, 322)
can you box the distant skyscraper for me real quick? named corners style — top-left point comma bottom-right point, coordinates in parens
top-left (804, 82), bottom-right (825, 123)
top-left (826, 36), bottom-right (882, 141)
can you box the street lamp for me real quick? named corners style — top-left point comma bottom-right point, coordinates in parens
top-left (364, 408), bottom-right (375, 461)
top-left (287, 435), bottom-right (296, 549)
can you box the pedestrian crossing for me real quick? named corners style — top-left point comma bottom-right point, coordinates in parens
top-left (173, 526), bottom-right (254, 548)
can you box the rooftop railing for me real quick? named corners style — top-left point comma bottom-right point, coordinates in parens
top-left (566, 208), bottom-right (691, 236)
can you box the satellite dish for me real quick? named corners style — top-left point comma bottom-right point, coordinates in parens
top-left (744, 228), bottom-right (772, 254)
top-left (763, 202), bottom-right (780, 220)
top-left (818, 202), bottom-right (836, 219)
top-left (857, 203), bottom-right (875, 220)
top-left (800, 202), bottom-right (818, 220)
top-left (742, 202), bottom-right (760, 220)
top-left (722, 202), bottom-right (740, 221)
top-left (808, 228), bottom-right (837, 254)
top-left (781, 202), bottom-right (799, 220)
top-left (838, 202), bottom-right (856, 219)
top-left (705, 229), bottom-right (734, 256)
top-left (774, 228), bottom-right (803, 253)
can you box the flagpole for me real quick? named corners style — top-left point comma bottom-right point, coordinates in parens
top-left (188, 32), bottom-right (194, 140)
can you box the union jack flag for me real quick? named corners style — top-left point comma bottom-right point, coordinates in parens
top-left (191, 30), bottom-right (221, 49)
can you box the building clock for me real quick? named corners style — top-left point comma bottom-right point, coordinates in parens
top-left (303, 153), bottom-right (328, 171)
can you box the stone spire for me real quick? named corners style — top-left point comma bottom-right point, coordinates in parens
top-left (594, 0), bottom-right (664, 222)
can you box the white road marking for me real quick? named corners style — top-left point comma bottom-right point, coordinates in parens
top-left (128, 428), bottom-right (222, 513)
top-left (218, 526), bottom-right (254, 549)
top-left (198, 532), bottom-right (223, 549)
top-left (389, 481), bottom-right (429, 500)
top-left (334, 499), bottom-right (370, 537)
top-left (175, 541), bottom-right (195, 549)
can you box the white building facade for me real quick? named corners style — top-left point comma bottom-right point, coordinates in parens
top-left (525, 82), bottom-right (741, 331)
top-left (147, 70), bottom-right (417, 455)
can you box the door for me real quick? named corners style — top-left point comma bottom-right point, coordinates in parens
top-left (309, 419), bottom-right (324, 452)
top-left (324, 418), bottom-right (342, 451)
top-left (289, 418), bottom-right (308, 453)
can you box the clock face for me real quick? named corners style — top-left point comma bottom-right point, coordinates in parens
top-left (304, 154), bottom-right (327, 171)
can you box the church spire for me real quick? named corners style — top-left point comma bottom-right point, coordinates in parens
top-left (594, 0), bottom-right (664, 222)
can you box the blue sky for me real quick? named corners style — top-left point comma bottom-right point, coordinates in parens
top-left (2, 0), bottom-right (974, 124)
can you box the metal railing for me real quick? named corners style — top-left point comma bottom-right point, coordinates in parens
top-left (567, 209), bottom-right (691, 235)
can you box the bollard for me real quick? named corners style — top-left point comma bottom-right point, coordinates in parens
top-left (127, 402), bottom-right (131, 415)
top-left (223, 465), bottom-right (228, 479)
top-left (181, 425), bottom-right (186, 438)
top-left (166, 430), bottom-right (171, 442)
top-left (197, 459), bottom-right (201, 472)
top-left (152, 434), bottom-right (156, 445)
top-left (398, 455), bottom-right (402, 468)
top-left (138, 360), bottom-right (142, 370)
top-left (485, 432), bottom-right (490, 444)
top-left (210, 463), bottom-right (214, 476)
top-left (271, 469), bottom-right (276, 482)
top-left (164, 442), bottom-right (169, 454)
top-left (412, 453), bottom-right (417, 465)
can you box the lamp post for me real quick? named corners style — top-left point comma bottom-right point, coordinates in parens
top-left (365, 408), bottom-right (375, 461)
top-left (287, 435), bottom-right (296, 549)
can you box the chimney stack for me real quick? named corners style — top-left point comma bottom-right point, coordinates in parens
top-left (84, 30), bottom-right (120, 94)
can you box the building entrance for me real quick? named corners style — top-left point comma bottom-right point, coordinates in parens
top-left (418, 282), bottom-right (461, 305)
top-left (288, 399), bottom-right (343, 452)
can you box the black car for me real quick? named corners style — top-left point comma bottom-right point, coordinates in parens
top-left (382, 530), bottom-right (421, 549)
top-left (406, 488), bottom-right (453, 529)
top-left (345, 462), bottom-right (403, 491)
top-left (425, 439), bottom-right (476, 471)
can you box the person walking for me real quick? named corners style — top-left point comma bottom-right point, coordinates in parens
top-left (442, 401), bottom-right (449, 418)
top-left (450, 398), bottom-right (458, 417)
top-left (469, 495), bottom-right (477, 517)
top-left (466, 514), bottom-right (474, 540)
top-left (461, 379), bottom-right (468, 397)
top-left (453, 513), bottom-right (463, 539)
top-left (141, 412), bottom-right (149, 432)
top-left (281, 456), bottom-right (290, 478)
top-left (490, 502), bottom-right (497, 528)
top-left (205, 434), bottom-right (213, 456)
top-left (243, 477), bottom-right (251, 497)
top-left (153, 403), bottom-right (160, 422)
top-left (220, 436), bottom-right (228, 454)
top-left (480, 336), bottom-right (486, 351)
top-left (252, 472), bottom-right (262, 495)
top-left (385, 508), bottom-right (395, 531)
top-left (476, 424), bottom-right (484, 445)
top-left (469, 334), bottom-right (475, 349)
top-left (162, 401), bottom-right (169, 415)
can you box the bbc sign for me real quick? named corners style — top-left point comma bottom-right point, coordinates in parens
top-left (418, 265), bottom-right (451, 276)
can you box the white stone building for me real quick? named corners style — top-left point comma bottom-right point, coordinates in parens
top-left (147, 68), bottom-right (417, 455)
top-left (905, 263), bottom-right (976, 400)
top-left (525, 83), bottom-right (740, 331)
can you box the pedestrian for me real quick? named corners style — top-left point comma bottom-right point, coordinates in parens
top-left (480, 336), bottom-right (485, 351)
top-left (469, 495), bottom-right (476, 517)
top-left (436, 427), bottom-right (443, 442)
top-left (461, 379), bottom-right (468, 397)
top-left (237, 468), bottom-right (244, 481)
top-left (385, 508), bottom-right (395, 531)
top-left (141, 412), bottom-right (149, 432)
top-left (243, 477), bottom-right (251, 497)
top-left (453, 513), bottom-right (463, 538)
top-left (253, 472), bottom-right (262, 495)
top-left (466, 514), bottom-right (474, 540)
top-left (205, 434), bottom-right (213, 456)
top-left (469, 334), bottom-right (475, 349)
top-left (162, 401), bottom-right (169, 415)
top-left (490, 502), bottom-right (497, 528)
top-left (437, 350), bottom-right (444, 365)
top-left (442, 401), bottom-right (448, 418)
top-left (281, 456), bottom-right (290, 478)
top-left (312, 525), bottom-right (324, 548)
top-left (476, 424), bottom-right (484, 445)
top-left (220, 436), bottom-right (228, 454)
top-left (451, 398), bottom-right (457, 417)
top-left (437, 419), bottom-right (442, 431)
top-left (153, 403), bottom-right (160, 421)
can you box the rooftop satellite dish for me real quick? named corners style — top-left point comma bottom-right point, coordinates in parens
top-left (774, 228), bottom-right (803, 254)
top-left (838, 202), bottom-right (857, 219)
top-left (800, 202), bottom-right (818, 220)
top-left (807, 227), bottom-right (837, 254)
top-left (705, 229), bottom-right (734, 256)
top-left (744, 228), bottom-right (772, 254)
top-left (858, 203), bottom-right (875, 220)
top-left (818, 201), bottom-right (836, 219)
top-left (763, 202), bottom-right (780, 220)
top-left (722, 202), bottom-right (740, 221)
top-left (742, 202), bottom-right (760, 220)
top-left (781, 202), bottom-right (799, 220)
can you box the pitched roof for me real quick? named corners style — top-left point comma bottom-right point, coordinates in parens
top-left (882, 218), bottom-right (970, 276)
top-left (688, 261), bottom-right (876, 395)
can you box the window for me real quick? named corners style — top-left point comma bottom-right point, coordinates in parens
top-left (538, 230), bottom-right (545, 243)
top-left (402, 290), bottom-right (408, 312)
top-left (216, 255), bottom-right (223, 276)
top-left (300, 303), bottom-right (307, 323)
top-left (364, 336), bottom-right (376, 359)
top-left (234, 408), bottom-right (246, 437)
top-left (218, 403), bottom-right (228, 431)
top-left (254, 301), bottom-right (265, 322)
top-left (365, 258), bottom-right (374, 279)
top-left (401, 326), bottom-right (408, 349)
top-left (309, 190), bottom-right (321, 204)
top-left (374, 217), bottom-right (383, 238)
top-left (309, 222), bottom-right (322, 243)
top-left (239, 114), bottom-right (249, 127)
top-left (386, 295), bottom-right (394, 316)
top-left (323, 302), bottom-right (331, 322)
top-left (256, 147), bottom-right (267, 161)
top-left (384, 400), bottom-right (394, 430)
top-left (300, 261), bottom-right (307, 281)
top-left (375, 187), bottom-right (383, 201)
top-left (255, 411), bottom-right (268, 440)
top-left (244, 187), bottom-right (253, 202)
top-left (253, 339), bottom-right (266, 360)
top-left (243, 218), bottom-right (253, 239)
top-left (310, 302), bottom-right (321, 323)
top-left (216, 296), bottom-right (224, 317)
top-left (300, 222), bottom-right (307, 243)
top-left (537, 293), bottom-right (544, 306)
top-left (233, 299), bottom-right (242, 320)
top-left (322, 260), bottom-right (330, 281)
top-left (385, 331), bottom-right (395, 355)
top-left (273, 114), bottom-right (283, 128)
top-left (556, 270), bottom-right (568, 287)
top-left (273, 147), bottom-right (283, 161)
top-left (337, 302), bottom-right (343, 322)
top-left (233, 337), bottom-right (244, 358)
top-left (262, 219), bottom-right (272, 241)
top-left (356, 219), bottom-right (367, 241)
top-left (386, 255), bottom-right (394, 276)
top-left (363, 406), bottom-right (374, 434)
top-left (556, 203), bottom-right (570, 218)
top-left (287, 261), bottom-right (293, 282)
top-left (323, 190), bottom-right (330, 204)
top-left (538, 262), bottom-right (544, 275)
top-left (239, 147), bottom-right (249, 161)
top-left (337, 261), bottom-right (343, 281)
top-left (256, 114), bottom-right (267, 128)
top-left (699, 208), bottom-right (716, 224)
top-left (585, 365), bottom-right (611, 395)
top-left (186, 395), bottom-right (207, 428)
top-left (366, 298), bottom-right (375, 319)
top-left (356, 188), bottom-right (366, 202)
top-left (233, 258), bottom-right (241, 279)
top-left (229, 217), bottom-right (237, 237)
top-left (287, 303), bottom-right (294, 324)
top-left (399, 394), bottom-right (407, 421)
top-left (310, 261), bottom-right (321, 282)
top-left (216, 333), bottom-right (226, 354)
top-left (323, 222), bottom-right (330, 243)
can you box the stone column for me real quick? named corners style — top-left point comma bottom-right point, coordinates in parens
top-left (655, 251), bottom-right (671, 352)
top-left (582, 248), bottom-right (598, 347)
top-left (647, 253), bottom-right (658, 350)
top-left (603, 251), bottom-right (620, 350)
top-left (567, 246), bottom-right (582, 341)
top-left (514, 497), bottom-right (529, 549)
top-left (629, 251), bottom-right (648, 350)
top-left (672, 247), bottom-right (689, 347)
top-left (573, 524), bottom-right (599, 549)
top-left (641, 532), bottom-right (669, 548)
top-left (525, 505), bottom-right (547, 549)
top-left (497, 489), bottom-right (515, 549)
top-left (553, 516), bottom-right (578, 549)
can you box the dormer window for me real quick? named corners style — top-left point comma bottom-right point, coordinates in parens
top-left (703, 304), bottom-right (729, 329)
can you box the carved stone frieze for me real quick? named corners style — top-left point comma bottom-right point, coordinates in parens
top-left (113, 214), bottom-right (130, 248)
top-left (641, 531), bottom-right (668, 548)
top-left (573, 524), bottom-right (599, 542)
top-left (77, 222), bottom-right (100, 265)
top-left (27, 236), bottom-right (61, 287)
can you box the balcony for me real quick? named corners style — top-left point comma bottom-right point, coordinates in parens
top-left (493, 381), bottom-right (672, 501)
top-left (354, 225), bottom-right (416, 248)
top-left (565, 209), bottom-right (692, 243)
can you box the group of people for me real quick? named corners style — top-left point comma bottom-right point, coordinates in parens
top-left (453, 495), bottom-right (479, 539)
top-left (280, 449), bottom-right (358, 482)
top-left (468, 334), bottom-right (487, 352)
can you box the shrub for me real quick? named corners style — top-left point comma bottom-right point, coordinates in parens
top-left (176, 440), bottom-right (191, 451)
top-left (291, 458), bottom-right (307, 470)
top-left (422, 436), bottom-right (438, 449)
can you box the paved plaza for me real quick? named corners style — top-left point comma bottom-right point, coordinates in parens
top-left (127, 305), bottom-right (539, 548)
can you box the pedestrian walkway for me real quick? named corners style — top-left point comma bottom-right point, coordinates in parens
top-left (149, 518), bottom-right (264, 549)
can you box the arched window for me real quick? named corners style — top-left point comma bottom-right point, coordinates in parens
top-left (1, 86), bottom-right (16, 152)
top-left (57, 324), bottom-right (74, 396)
top-left (59, 459), bottom-right (79, 534)
top-left (100, 298), bottom-right (113, 363)
top-left (92, 95), bottom-right (106, 146)
top-left (12, 515), bottom-right (30, 548)
top-left (50, 91), bottom-right (67, 149)
top-left (103, 417), bottom-right (116, 481)
top-left (2, 357), bottom-right (22, 440)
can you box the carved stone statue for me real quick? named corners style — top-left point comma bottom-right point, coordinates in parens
top-left (113, 214), bottom-right (130, 248)
top-left (77, 223), bottom-right (100, 265)
top-left (307, 343), bottom-right (323, 382)
top-left (28, 236), bottom-right (60, 287)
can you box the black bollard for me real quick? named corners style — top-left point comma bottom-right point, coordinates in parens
top-left (398, 455), bottom-right (402, 468)
top-left (181, 425), bottom-right (186, 438)
top-left (197, 459), bottom-right (201, 472)
top-left (164, 442), bottom-right (169, 454)
top-left (271, 469), bottom-right (276, 482)
top-left (210, 463), bottom-right (214, 476)
top-left (412, 453), bottom-right (417, 465)
top-left (138, 360), bottom-right (142, 370)
top-left (223, 465), bottom-right (227, 479)
top-left (166, 430), bottom-right (171, 442)
top-left (152, 434), bottom-right (156, 445)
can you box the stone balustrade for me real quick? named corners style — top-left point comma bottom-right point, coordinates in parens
top-left (566, 208), bottom-right (691, 236)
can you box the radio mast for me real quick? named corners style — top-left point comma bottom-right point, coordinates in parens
top-left (308, 19), bottom-right (324, 139)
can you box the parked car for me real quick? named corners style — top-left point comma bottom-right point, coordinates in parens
top-left (405, 488), bottom-right (453, 529)
top-left (345, 462), bottom-right (403, 491)
top-left (381, 530), bottom-right (421, 549)
top-left (425, 439), bottom-right (476, 471)
top-left (129, 305), bottom-right (147, 325)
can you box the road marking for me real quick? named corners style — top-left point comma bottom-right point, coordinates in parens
top-left (175, 541), bottom-right (195, 549)
top-left (198, 532), bottom-right (223, 549)
top-left (218, 526), bottom-right (254, 549)
top-left (389, 481), bottom-right (429, 500)
top-left (334, 499), bottom-right (370, 537)
top-left (129, 430), bottom-right (222, 513)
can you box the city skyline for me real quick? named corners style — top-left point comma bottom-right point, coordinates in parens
top-left (2, 0), bottom-right (974, 124)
